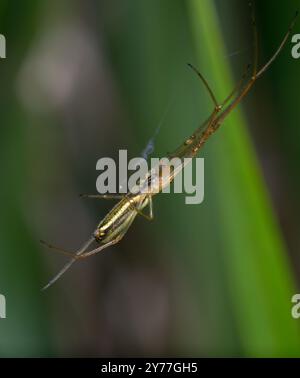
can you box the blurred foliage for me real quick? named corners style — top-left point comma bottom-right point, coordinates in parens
top-left (0, 0), bottom-right (300, 357)
top-left (0, 0), bottom-right (51, 357)
top-left (189, 0), bottom-right (300, 356)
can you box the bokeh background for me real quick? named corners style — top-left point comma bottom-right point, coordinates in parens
top-left (0, 0), bottom-right (300, 357)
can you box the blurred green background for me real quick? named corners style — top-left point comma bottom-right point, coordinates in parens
top-left (0, 0), bottom-right (300, 357)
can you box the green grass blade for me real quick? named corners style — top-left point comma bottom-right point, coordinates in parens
top-left (188, 0), bottom-right (300, 356)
